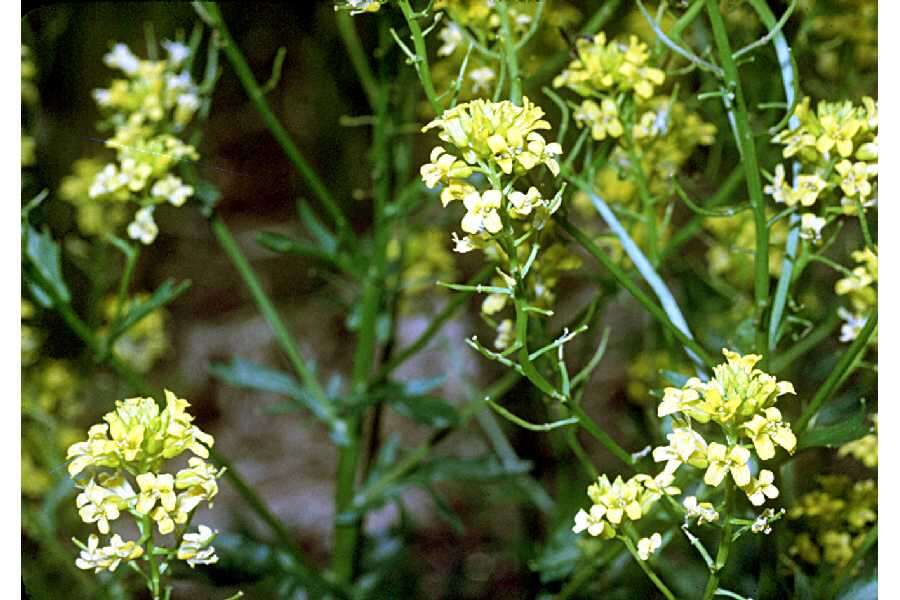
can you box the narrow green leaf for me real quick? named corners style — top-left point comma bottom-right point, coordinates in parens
top-left (106, 279), bottom-right (192, 343)
top-left (256, 231), bottom-right (337, 264)
top-left (210, 357), bottom-right (349, 445)
top-left (24, 225), bottom-right (70, 305)
top-left (797, 400), bottom-right (870, 450)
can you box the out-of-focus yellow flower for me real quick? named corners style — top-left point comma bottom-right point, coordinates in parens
top-left (574, 98), bottom-right (624, 141)
top-left (553, 33), bottom-right (665, 100)
top-left (741, 469), bottom-right (779, 506)
top-left (838, 414), bottom-right (877, 468)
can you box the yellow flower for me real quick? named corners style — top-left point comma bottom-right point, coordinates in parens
top-left (135, 472), bottom-right (177, 515)
top-left (507, 186), bottom-right (542, 219)
top-left (175, 457), bottom-right (223, 501)
top-left (704, 443), bottom-right (751, 487)
top-left (461, 189), bottom-right (503, 235)
top-left (740, 407), bottom-right (797, 460)
top-left (420, 146), bottom-right (473, 189)
top-left (76, 534), bottom-right (144, 573)
top-left (637, 532), bottom-right (662, 560)
top-left (799, 212), bottom-right (826, 242)
top-left (683, 496), bottom-right (719, 525)
top-left (494, 318), bottom-right (515, 350)
top-left (742, 469), bottom-right (779, 506)
top-left (76, 478), bottom-right (131, 534)
top-left (177, 525), bottom-right (219, 567)
top-left (835, 159), bottom-right (876, 199)
top-left (652, 426), bottom-right (708, 474)
top-left (553, 33), bottom-right (665, 100)
top-left (127, 206), bottom-right (159, 245)
top-left (572, 505), bottom-right (615, 538)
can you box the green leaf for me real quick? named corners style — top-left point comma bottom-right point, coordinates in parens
top-left (194, 179), bottom-right (221, 217)
top-left (426, 486), bottom-right (465, 534)
top-left (296, 198), bottom-right (337, 253)
top-left (23, 225), bottom-right (70, 306)
top-left (797, 400), bottom-right (870, 451)
top-left (660, 369), bottom-right (690, 388)
top-left (342, 454), bottom-right (531, 522)
top-left (531, 522), bottom-right (581, 583)
top-left (210, 357), bottom-right (349, 445)
top-left (106, 279), bottom-right (192, 343)
top-left (256, 231), bottom-right (337, 264)
top-left (390, 393), bottom-right (458, 429)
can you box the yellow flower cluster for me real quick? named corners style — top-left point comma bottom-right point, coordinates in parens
top-left (68, 390), bottom-right (223, 573)
top-left (789, 475), bottom-right (876, 567)
top-left (835, 248), bottom-right (877, 343)
top-left (654, 350), bottom-right (796, 507)
top-left (553, 33), bottom-right (665, 101)
top-left (71, 41), bottom-right (203, 245)
top-left (421, 97), bottom-right (562, 183)
top-left (102, 294), bottom-right (170, 373)
top-left (838, 414), bottom-right (877, 468)
top-left (421, 97), bottom-right (578, 348)
top-left (572, 471), bottom-right (679, 539)
top-left (767, 97), bottom-right (878, 241)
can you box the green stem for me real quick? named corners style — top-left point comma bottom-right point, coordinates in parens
top-left (557, 216), bottom-right (716, 369)
top-left (569, 404), bottom-right (634, 469)
top-left (209, 214), bottom-right (330, 404)
top-left (497, 0), bottom-right (521, 104)
top-left (197, 2), bottom-right (352, 242)
top-left (335, 11), bottom-right (378, 108)
top-left (332, 73), bottom-right (392, 583)
top-left (706, 0), bottom-right (770, 359)
top-left (397, 0), bottom-right (443, 115)
top-left (794, 309), bottom-right (877, 434)
top-left (702, 481), bottom-right (735, 600)
top-left (620, 534), bottom-right (678, 600)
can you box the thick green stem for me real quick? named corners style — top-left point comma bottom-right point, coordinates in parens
top-left (197, 2), bottom-right (352, 241)
top-left (332, 74), bottom-right (392, 583)
top-left (706, 0), bottom-right (770, 359)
